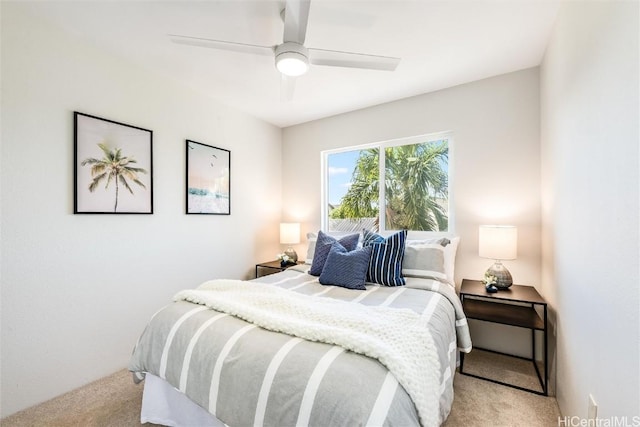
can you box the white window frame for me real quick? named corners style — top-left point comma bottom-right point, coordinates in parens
top-left (321, 131), bottom-right (455, 237)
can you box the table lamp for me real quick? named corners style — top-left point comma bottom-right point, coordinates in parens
top-left (479, 225), bottom-right (517, 289)
top-left (280, 223), bottom-right (300, 263)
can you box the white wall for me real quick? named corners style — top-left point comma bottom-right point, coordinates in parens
top-left (540, 1), bottom-right (639, 420)
top-left (283, 69), bottom-right (542, 357)
top-left (0, 4), bottom-right (282, 417)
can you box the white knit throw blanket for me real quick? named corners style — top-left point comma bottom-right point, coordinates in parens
top-left (174, 279), bottom-right (441, 427)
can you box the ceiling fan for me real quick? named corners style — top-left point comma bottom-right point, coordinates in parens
top-left (169, 0), bottom-right (400, 97)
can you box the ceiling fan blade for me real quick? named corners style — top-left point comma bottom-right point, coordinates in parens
top-left (280, 75), bottom-right (297, 101)
top-left (283, 0), bottom-right (311, 44)
top-left (309, 48), bottom-right (400, 71)
top-left (169, 34), bottom-right (273, 57)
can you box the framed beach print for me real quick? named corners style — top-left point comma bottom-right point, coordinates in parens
top-left (186, 140), bottom-right (231, 215)
top-left (74, 112), bottom-right (153, 214)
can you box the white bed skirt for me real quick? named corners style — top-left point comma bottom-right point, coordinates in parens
top-left (141, 373), bottom-right (225, 427)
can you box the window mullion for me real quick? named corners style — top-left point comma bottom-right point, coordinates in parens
top-left (378, 145), bottom-right (385, 232)
top-left (320, 152), bottom-right (328, 231)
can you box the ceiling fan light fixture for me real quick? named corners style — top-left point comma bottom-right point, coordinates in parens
top-left (276, 53), bottom-right (309, 76)
top-left (275, 42), bottom-right (309, 77)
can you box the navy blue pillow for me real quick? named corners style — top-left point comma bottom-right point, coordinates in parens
top-left (319, 244), bottom-right (372, 290)
top-left (363, 229), bottom-right (407, 287)
top-left (362, 228), bottom-right (385, 246)
top-left (309, 230), bottom-right (360, 276)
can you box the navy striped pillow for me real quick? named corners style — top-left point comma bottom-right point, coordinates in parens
top-left (363, 229), bottom-right (407, 287)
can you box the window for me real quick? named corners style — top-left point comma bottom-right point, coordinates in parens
top-left (322, 132), bottom-right (452, 234)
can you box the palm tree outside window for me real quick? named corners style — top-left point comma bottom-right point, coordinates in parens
top-left (323, 132), bottom-right (451, 233)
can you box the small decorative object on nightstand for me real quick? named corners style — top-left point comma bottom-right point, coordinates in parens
top-left (459, 278), bottom-right (548, 396)
top-left (482, 273), bottom-right (499, 292)
top-left (276, 253), bottom-right (296, 267)
top-left (280, 222), bottom-right (300, 263)
top-left (479, 225), bottom-right (517, 289)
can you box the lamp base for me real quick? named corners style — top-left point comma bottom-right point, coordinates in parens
top-left (485, 261), bottom-right (513, 289)
top-left (284, 247), bottom-right (298, 263)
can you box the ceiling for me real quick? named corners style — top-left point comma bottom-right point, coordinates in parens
top-left (20, 1), bottom-right (560, 128)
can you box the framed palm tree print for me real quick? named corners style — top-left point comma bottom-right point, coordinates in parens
top-left (186, 140), bottom-right (230, 215)
top-left (74, 112), bottom-right (153, 214)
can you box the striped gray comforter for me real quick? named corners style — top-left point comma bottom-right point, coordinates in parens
top-left (129, 265), bottom-right (471, 426)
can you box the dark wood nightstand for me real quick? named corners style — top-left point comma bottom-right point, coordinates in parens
top-left (459, 278), bottom-right (548, 395)
top-left (255, 260), bottom-right (304, 278)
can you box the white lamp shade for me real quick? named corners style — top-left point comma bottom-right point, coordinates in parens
top-left (479, 225), bottom-right (517, 260)
top-left (280, 223), bottom-right (300, 245)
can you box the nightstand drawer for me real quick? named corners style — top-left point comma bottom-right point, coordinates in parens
top-left (462, 298), bottom-right (544, 330)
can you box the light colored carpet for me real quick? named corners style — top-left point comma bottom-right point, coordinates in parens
top-left (442, 350), bottom-right (560, 426)
top-left (2, 349), bottom-right (560, 426)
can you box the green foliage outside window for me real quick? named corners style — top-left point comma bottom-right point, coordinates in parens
top-left (329, 140), bottom-right (448, 232)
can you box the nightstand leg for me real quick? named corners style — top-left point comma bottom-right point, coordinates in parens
top-left (458, 295), bottom-right (465, 374)
top-left (544, 305), bottom-right (548, 396)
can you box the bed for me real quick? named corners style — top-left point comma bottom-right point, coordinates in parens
top-left (129, 232), bottom-right (472, 427)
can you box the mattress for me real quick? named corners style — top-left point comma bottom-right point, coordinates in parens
top-left (141, 373), bottom-right (223, 426)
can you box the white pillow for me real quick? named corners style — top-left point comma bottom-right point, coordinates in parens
top-left (406, 236), bottom-right (460, 286)
top-left (305, 232), bottom-right (317, 264)
top-left (445, 237), bottom-right (460, 285)
top-left (402, 243), bottom-right (448, 284)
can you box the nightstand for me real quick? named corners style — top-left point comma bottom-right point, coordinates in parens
top-left (255, 260), bottom-right (303, 278)
top-left (459, 278), bottom-right (548, 395)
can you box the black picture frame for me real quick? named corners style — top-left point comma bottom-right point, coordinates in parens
top-left (186, 140), bottom-right (231, 215)
top-left (74, 112), bottom-right (153, 214)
